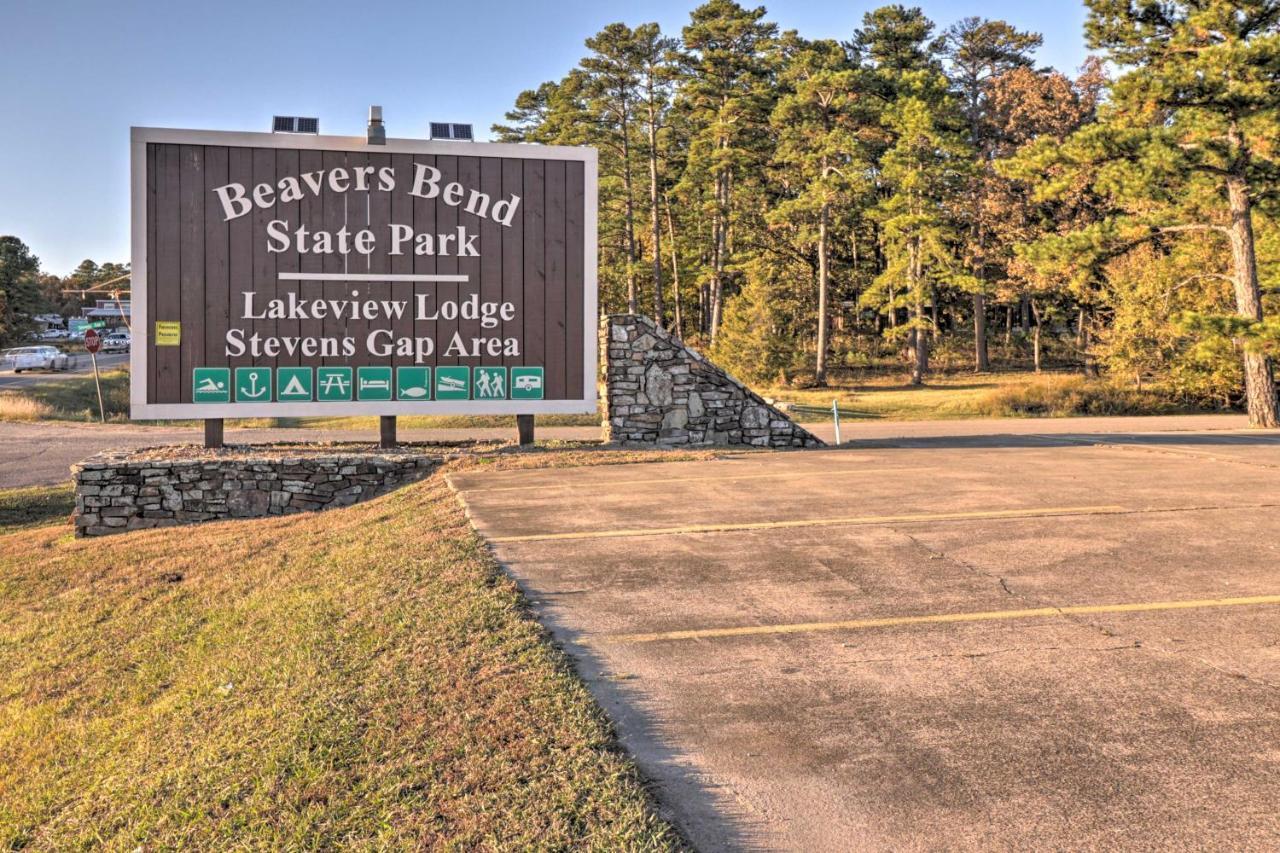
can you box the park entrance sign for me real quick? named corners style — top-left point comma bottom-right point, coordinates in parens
top-left (129, 127), bottom-right (597, 418)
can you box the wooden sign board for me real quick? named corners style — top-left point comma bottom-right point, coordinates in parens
top-left (129, 127), bottom-right (597, 418)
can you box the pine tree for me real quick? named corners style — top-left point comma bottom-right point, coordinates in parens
top-left (865, 89), bottom-right (974, 385)
top-left (631, 24), bottom-right (680, 326)
top-left (942, 17), bottom-right (1041, 372)
top-left (581, 24), bottom-right (644, 314)
top-left (770, 36), bottom-right (873, 384)
top-left (678, 0), bottom-right (778, 343)
top-left (1017, 0), bottom-right (1280, 427)
top-left (850, 5), bottom-right (943, 77)
top-left (0, 236), bottom-right (42, 347)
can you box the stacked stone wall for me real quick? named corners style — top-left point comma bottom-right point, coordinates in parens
top-left (603, 314), bottom-right (822, 449)
top-left (74, 451), bottom-right (437, 537)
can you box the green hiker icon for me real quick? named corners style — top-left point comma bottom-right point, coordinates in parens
top-left (474, 366), bottom-right (507, 400)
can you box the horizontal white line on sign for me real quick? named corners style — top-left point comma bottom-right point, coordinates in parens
top-left (278, 273), bottom-right (470, 282)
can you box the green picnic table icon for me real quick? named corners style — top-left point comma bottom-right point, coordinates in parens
top-left (317, 367), bottom-right (353, 401)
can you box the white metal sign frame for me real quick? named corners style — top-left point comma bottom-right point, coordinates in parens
top-left (130, 126), bottom-right (598, 419)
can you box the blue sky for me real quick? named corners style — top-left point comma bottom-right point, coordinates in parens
top-left (0, 0), bottom-right (1090, 275)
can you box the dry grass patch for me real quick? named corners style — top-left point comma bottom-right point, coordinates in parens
top-left (0, 469), bottom-right (682, 850)
top-left (0, 393), bottom-right (56, 421)
top-left (0, 370), bottom-right (130, 422)
top-left (973, 374), bottom-right (1186, 417)
top-left (769, 370), bottom-right (1216, 421)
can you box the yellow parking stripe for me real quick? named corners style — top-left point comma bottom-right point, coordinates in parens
top-left (607, 594), bottom-right (1280, 644)
top-left (488, 504), bottom-right (1128, 543)
top-left (462, 465), bottom-right (931, 493)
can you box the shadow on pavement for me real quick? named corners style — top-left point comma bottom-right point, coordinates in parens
top-left (842, 432), bottom-right (1280, 450)
top-left (512, 578), bottom-right (767, 852)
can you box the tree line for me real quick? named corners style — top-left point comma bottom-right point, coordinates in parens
top-left (494, 0), bottom-right (1280, 427)
top-left (0, 236), bottom-right (128, 346)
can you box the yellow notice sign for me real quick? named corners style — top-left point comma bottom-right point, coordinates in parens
top-left (155, 321), bottom-right (181, 346)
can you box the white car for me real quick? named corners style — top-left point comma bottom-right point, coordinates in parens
top-left (101, 333), bottom-right (131, 353)
top-left (39, 329), bottom-right (68, 341)
top-left (6, 346), bottom-right (71, 372)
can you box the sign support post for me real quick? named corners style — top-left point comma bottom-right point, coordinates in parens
top-left (90, 351), bottom-right (105, 424)
top-left (368, 105), bottom-right (397, 450)
top-left (205, 418), bottom-right (224, 449)
top-left (84, 328), bottom-right (106, 423)
top-left (517, 414), bottom-right (535, 446)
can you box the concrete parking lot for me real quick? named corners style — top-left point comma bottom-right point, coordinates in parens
top-left (452, 432), bottom-right (1280, 851)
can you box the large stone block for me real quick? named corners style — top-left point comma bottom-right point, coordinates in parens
top-left (601, 314), bottom-right (823, 450)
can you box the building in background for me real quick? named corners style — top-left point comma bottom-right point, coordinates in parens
top-left (75, 299), bottom-right (131, 334)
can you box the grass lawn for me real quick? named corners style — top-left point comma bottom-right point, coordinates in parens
top-left (0, 454), bottom-right (686, 849)
top-left (765, 370), bottom-right (1220, 421)
top-left (0, 484), bottom-right (75, 534)
top-left (764, 372), bottom-right (1036, 420)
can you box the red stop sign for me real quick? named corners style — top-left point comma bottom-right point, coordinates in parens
top-left (84, 329), bottom-right (101, 353)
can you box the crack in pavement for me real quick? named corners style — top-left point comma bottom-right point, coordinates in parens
top-left (894, 528), bottom-right (1280, 692)
top-left (835, 642), bottom-right (1142, 665)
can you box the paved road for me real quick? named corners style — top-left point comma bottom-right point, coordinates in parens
top-left (0, 420), bottom-right (599, 488)
top-left (0, 413), bottom-right (1259, 489)
top-left (0, 351), bottom-right (129, 389)
top-left (453, 433), bottom-right (1280, 850)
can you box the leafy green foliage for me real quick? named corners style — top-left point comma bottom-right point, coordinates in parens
top-left (0, 236), bottom-right (41, 347)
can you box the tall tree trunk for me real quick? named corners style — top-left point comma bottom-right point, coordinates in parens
top-left (815, 191), bottom-right (830, 386)
top-left (664, 194), bottom-right (682, 337)
top-left (621, 115), bottom-right (638, 314)
top-left (647, 101), bottom-right (663, 326)
top-left (1030, 300), bottom-right (1042, 374)
top-left (969, 100), bottom-right (991, 373)
top-left (709, 169), bottom-right (727, 344)
top-left (973, 293), bottom-right (989, 372)
top-left (911, 240), bottom-right (927, 386)
top-left (699, 282), bottom-right (708, 336)
top-left (1080, 306), bottom-right (1098, 378)
top-left (930, 283), bottom-right (939, 339)
top-left (1225, 162), bottom-right (1278, 428)
top-left (1005, 305), bottom-right (1013, 344)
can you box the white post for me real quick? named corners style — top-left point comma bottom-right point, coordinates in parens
top-left (91, 351), bottom-right (106, 423)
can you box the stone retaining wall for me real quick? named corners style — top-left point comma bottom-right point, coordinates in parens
top-left (602, 314), bottom-right (823, 448)
top-left (73, 450), bottom-right (438, 537)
